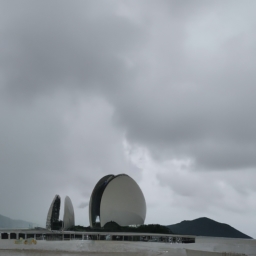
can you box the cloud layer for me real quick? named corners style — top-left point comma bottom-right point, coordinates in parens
top-left (0, 0), bottom-right (256, 237)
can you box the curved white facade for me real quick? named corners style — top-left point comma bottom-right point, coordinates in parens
top-left (63, 196), bottom-right (75, 230)
top-left (89, 174), bottom-right (146, 228)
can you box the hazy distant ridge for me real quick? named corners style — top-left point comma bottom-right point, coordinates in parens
top-left (167, 217), bottom-right (251, 239)
top-left (0, 214), bottom-right (33, 229)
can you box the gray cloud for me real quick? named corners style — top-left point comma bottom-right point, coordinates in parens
top-left (78, 202), bottom-right (88, 209)
top-left (1, 0), bottom-right (256, 237)
top-left (3, 0), bottom-right (256, 171)
top-left (0, 0), bottom-right (144, 100)
top-left (111, 0), bottom-right (256, 171)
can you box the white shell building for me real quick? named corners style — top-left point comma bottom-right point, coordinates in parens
top-left (46, 195), bottom-right (61, 230)
top-left (46, 195), bottom-right (75, 230)
top-left (89, 174), bottom-right (146, 228)
top-left (63, 196), bottom-right (75, 230)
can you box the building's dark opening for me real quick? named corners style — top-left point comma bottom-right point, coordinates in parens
top-left (182, 237), bottom-right (195, 243)
top-left (90, 174), bottom-right (114, 227)
top-left (64, 234), bottom-right (70, 240)
top-left (10, 233), bottom-right (17, 239)
top-left (1, 233), bottom-right (8, 239)
top-left (19, 233), bottom-right (25, 239)
top-left (75, 234), bottom-right (82, 240)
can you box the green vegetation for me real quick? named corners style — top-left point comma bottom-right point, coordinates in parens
top-left (131, 224), bottom-right (172, 234)
top-left (70, 222), bottom-right (172, 234)
top-left (70, 225), bottom-right (91, 231)
top-left (167, 217), bottom-right (252, 239)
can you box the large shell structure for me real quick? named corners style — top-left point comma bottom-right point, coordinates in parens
top-left (89, 174), bottom-right (146, 228)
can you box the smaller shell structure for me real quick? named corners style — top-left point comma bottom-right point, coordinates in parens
top-left (46, 195), bottom-right (61, 230)
top-left (89, 174), bottom-right (146, 228)
top-left (63, 196), bottom-right (75, 230)
top-left (46, 195), bottom-right (75, 230)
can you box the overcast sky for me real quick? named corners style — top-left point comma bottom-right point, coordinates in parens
top-left (1, 0), bottom-right (256, 238)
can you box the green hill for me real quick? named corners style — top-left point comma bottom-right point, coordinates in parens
top-left (167, 217), bottom-right (251, 239)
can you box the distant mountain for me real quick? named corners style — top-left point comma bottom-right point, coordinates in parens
top-left (167, 217), bottom-right (251, 239)
top-left (0, 214), bottom-right (33, 229)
